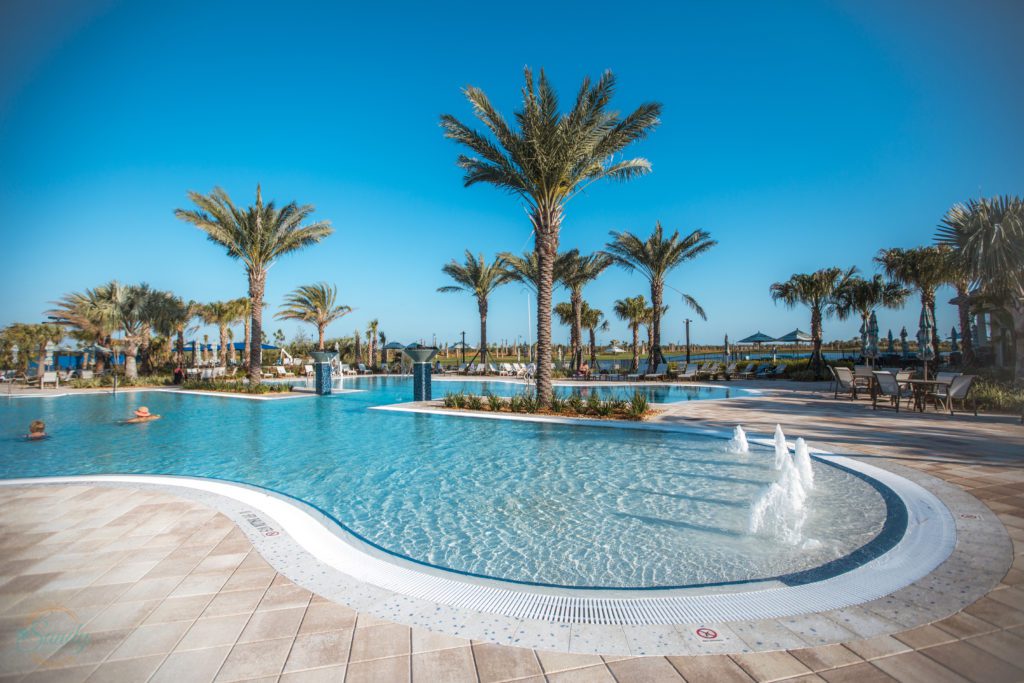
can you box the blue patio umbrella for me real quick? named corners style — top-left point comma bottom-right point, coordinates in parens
top-left (917, 305), bottom-right (936, 380)
top-left (866, 311), bottom-right (880, 363)
top-left (900, 326), bottom-right (910, 359)
top-left (950, 327), bottom-right (960, 353)
top-left (887, 329), bottom-right (895, 354)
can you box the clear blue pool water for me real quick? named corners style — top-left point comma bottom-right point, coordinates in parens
top-left (0, 378), bottom-right (888, 588)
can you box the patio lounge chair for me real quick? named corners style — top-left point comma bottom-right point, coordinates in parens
top-left (645, 362), bottom-right (668, 379)
top-left (928, 374), bottom-right (977, 416)
top-left (755, 365), bottom-right (774, 379)
top-left (723, 362), bottom-right (738, 378)
top-left (735, 363), bottom-right (757, 379)
top-left (833, 367), bottom-right (857, 399)
top-left (853, 365), bottom-right (874, 392)
top-left (303, 364), bottom-right (315, 377)
top-left (275, 366), bottom-right (295, 377)
top-left (766, 365), bottom-right (787, 380)
top-left (357, 363), bottom-right (371, 374)
top-left (873, 371), bottom-right (912, 411)
top-left (40, 371), bottom-right (59, 388)
top-left (697, 362), bottom-right (721, 380)
top-left (675, 363), bottom-right (699, 380)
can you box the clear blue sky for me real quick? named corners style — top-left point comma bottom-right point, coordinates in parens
top-left (1, 0), bottom-right (1021, 347)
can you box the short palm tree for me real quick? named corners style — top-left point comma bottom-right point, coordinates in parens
top-left (580, 303), bottom-right (609, 365)
top-left (47, 286), bottom-right (118, 373)
top-left (152, 295), bottom-right (200, 368)
top-left (441, 69), bottom-right (661, 405)
top-left (835, 274), bottom-right (909, 357)
top-left (201, 300), bottom-right (245, 369)
top-left (560, 252), bottom-right (612, 370)
top-left (438, 251), bottom-right (515, 368)
top-left (366, 319), bottom-right (379, 369)
top-left (937, 195), bottom-right (1024, 381)
top-left (875, 246), bottom-right (950, 354)
top-left (275, 283), bottom-right (352, 351)
top-left (613, 295), bottom-right (649, 372)
top-left (604, 222), bottom-right (715, 371)
top-left (770, 267), bottom-right (857, 379)
top-left (2, 323), bottom-right (63, 385)
top-left (175, 185), bottom-right (333, 384)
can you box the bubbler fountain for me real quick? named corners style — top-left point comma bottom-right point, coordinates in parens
top-left (402, 344), bottom-right (438, 401)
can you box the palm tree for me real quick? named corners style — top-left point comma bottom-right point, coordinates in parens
top-left (937, 195), bottom-right (1024, 381)
top-left (875, 246), bottom-right (950, 355)
top-left (770, 267), bottom-right (857, 379)
top-left (835, 275), bottom-right (910, 358)
top-left (47, 286), bottom-right (118, 373)
top-left (604, 222), bottom-right (715, 371)
top-left (175, 185), bottom-right (333, 385)
top-left (2, 323), bottom-right (63, 385)
top-left (438, 251), bottom-right (515, 368)
top-left (275, 283), bottom-right (352, 351)
top-left (366, 319), bottom-right (379, 369)
top-left (151, 295), bottom-right (199, 368)
top-left (613, 295), bottom-right (649, 372)
top-left (560, 252), bottom-right (612, 370)
top-left (201, 300), bottom-right (245, 369)
top-left (501, 249), bottom-right (575, 292)
top-left (580, 303), bottom-right (609, 365)
top-left (441, 69), bottom-right (661, 405)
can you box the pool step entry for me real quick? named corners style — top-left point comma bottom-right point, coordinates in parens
top-left (403, 344), bottom-right (438, 401)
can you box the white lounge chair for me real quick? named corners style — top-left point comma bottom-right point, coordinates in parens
top-left (832, 366), bottom-right (857, 399)
top-left (304, 364), bottom-right (315, 378)
top-left (357, 363), bottom-right (371, 375)
top-left (674, 363), bottom-right (699, 380)
top-left (928, 374), bottom-right (977, 415)
top-left (734, 363), bottom-right (757, 379)
top-left (644, 362), bottom-right (668, 380)
top-left (872, 371), bottom-right (912, 411)
top-left (40, 371), bottom-right (59, 388)
top-left (275, 366), bottom-right (295, 377)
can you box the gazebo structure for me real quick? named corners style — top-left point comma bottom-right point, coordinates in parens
top-left (737, 331), bottom-right (777, 358)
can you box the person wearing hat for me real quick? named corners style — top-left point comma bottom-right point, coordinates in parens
top-left (125, 406), bottom-right (161, 424)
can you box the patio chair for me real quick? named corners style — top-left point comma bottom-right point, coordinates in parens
top-left (872, 371), bottom-right (912, 411)
top-left (698, 362), bottom-right (722, 380)
top-left (723, 362), bottom-right (738, 378)
top-left (80, 370), bottom-right (94, 380)
top-left (928, 375), bottom-right (977, 416)
top-left (357, 363), bottom-right (372, 375)
top-left (755, 364), bottom-right (775, 379)
top-left (303, 364), bottom-right (314, 377)
top-left (766, 365), bottom-right (787, 380)
top-left (275, 366), bottom-right (295, 377)
top-left (853, 365), bottom-right (874, 391)
top-left (734, 363), bottom-right (757, 379)
top-left (487, 363), bottom-right (500, 374)
top-left (40, 371), bottom-right (59, 388)
top-left (833, 366), bottom-right (857, 399)
top-left (641, 362), bottom-right (666, 380)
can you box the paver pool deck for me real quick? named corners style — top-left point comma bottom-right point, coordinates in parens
top-left (1, 380), bottom-right (1023, 682)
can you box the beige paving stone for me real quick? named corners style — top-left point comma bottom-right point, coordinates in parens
top-left (843, 635), bottom-right (912, 660)
top-left (256, 584), bottom-right (312, 612)
top-left (45, 628), bottom-right (131, 667)
top-left (731, 651), bottom-right (813, 681)
top-left (472, 642), bottom-right (543, 682)
top-left (215, 637), bottom-right (292, 681)
top-left (411, 645), bottom-right (475, 682)
top-left (666, 654), bottom-right (755, 682)
top-left (150, 645), bottom-right (232, 683)
top-left (84, 599), bottom-right (160, 633)
top-left (870, 651), bottom-right (970, 683)
top-left (606, 656), bottom-right (684, 681)
top-left (116, 576), bottom-right (184, 602)
top-left (201, 588), bottom-right (265, 618)
top-left (893, 624), bottom-right (958, 649)
top-left (83, 653), bottom-right (165, 682)
top-left (237, 605), bottom-right (305, 644)
top-left (964, 597), bottom-right (1024, 628)
top-left (345, 654), bottom-right (410, 683)
top-left (547, 664), bottom-right (617, 681)
top-left (167, 570), bottom-right (233, 598)
top-left (535, 649), bottom-right (604, 673)
top-left (350, 622), bottom-right (411, 662)
top-left (176, 613), bottom-right (250, 650)
top-left (145, 594), bottom-right (213, 624)
top-left (280, 664), bottom-right (347, 682)
top-left (282, 629), bottom-right (353, 672)
top-left (788, 644), bottom-right (863, 671)
top-left (920, 639), bottom-right (1024, 682)
top-left (220, 569), bottom-right (275, 594)
top-left (20, 662), bottom-right (99, 683)
top-left (931, 611), bottom-right (1000, 639)
top-left (299, 600), bottom-right (358, 635)
top-left (818, 662), bottom-right (898, 683)
top-left (107, 619), bottom-right (190, 660)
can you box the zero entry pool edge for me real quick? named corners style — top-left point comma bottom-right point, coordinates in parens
top-left (0, 446), bottom-right (960, 627)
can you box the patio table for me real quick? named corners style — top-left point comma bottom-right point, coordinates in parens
top-left (904, 378), bottom-right (952, 412)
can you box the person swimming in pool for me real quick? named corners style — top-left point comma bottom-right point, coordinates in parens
top-left (124, 406), bottom-right (161, 424)
top-left (26, 420), bottom-right (46, 440)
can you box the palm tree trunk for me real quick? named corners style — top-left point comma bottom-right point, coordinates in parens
top-left (95, 335), bottom-right (107, 374)
top-left (631, 324), bottom-right (640, 372)
top-left (570, 290), bottom-right (583, 371)
top-left (124, 341), bottom-right (139, 379)
top-left (317, 325), bottom-right (325, 351)
top-left (534, 230), bottom-right (555, 406)
top-left (810, 305), bottom-right (824, 379)
top-left (176, 330), bottom-right (185, 367)
top-left (37, 343), bottom-right (46, 387)
top-left (139, 324), bottom-right (152, 375)
top-left (650, 282), bottom-right (664, 372)
top-left (1009, 303), bottom-right (1024, 384)
top-left (243, 316), bottom-right (251, 373)
top-left (955, 285), bottom-right (974, 366)
top-left (478, 298), bottom-right (488, 369)
top-left (248, 271), bottom-right (266, 386)
top-left (219, 325), bottom-right (229, 370)
top-left (924, 290), bottom-right (940, 357)
top-left (588, 327), bottom-right (596, 365)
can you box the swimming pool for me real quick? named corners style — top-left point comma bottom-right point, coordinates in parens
top-left (0, 378), bottom-right (893, 589)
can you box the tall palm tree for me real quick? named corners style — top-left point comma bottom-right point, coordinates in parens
top-left (47, 286), bottom-right (118, 373)
top-left (580, 303), bottom-right (609, 365)
top-left (175, 185), bottom-right (333, 384)
top-left (835, 274), bottom-right (910, 357)
top-left (275, 283), bottom-right (352, 351)
top-left (151, 295), bottom-right (199, 368)
top-left (938, 195), bottom-right (1024, 381)
top-left (770, 267), bottom-right (857, 379)
top-left (438, 251), bottom-right (515, 367)
top-left (201, 300), bottom-right (245, 369)
top-left (605, 222), bottom-right (715, 371)
top-left (560, 252), bottom-right (612, 370)
top-left (613, 295), bottom-right (649, 372)
top-left (366, 319), bottom-right (379, 369)
top-left (441, 69), bottom-right (661, 405)
top-left (501, 249), bottom-right (575, 292)
top-left (2, 323), bottom-right (63, 385)
top-left (875, 246), bottom-right (950, 354)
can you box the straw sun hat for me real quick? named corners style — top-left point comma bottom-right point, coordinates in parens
top-left (134, 407), bottom-right (151, 418)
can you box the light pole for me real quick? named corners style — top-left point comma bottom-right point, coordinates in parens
top-left (460, 331), bottom-right (466, 366)
top-left (684, 318), bottom-right (692, 365)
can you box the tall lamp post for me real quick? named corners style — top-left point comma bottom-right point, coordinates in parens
top-left (684, 318), bottom-right (692, 365)
top-left (460, 331), bottom-right (466, 366)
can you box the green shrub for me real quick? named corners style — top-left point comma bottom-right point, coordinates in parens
top-left (487, 393), bottom-right (504, 411)
top-left (566, 394), bottom-right (584, 413)
top-left (521, 393), bottom-right (540, 413)
top-left (549, 396), bottom-right (565, 413)
top-left (466, 394), bottom-right (483, 410)
top-left (443, 391), bottom-right (465, 408)
top-left (180, 379), bottom-right (290, 394)
top-left (508, 395), bottom-right (524, 413)
top-left (594, 400), bottom-right (614, 417)
top-left (973, 379), bottom-right (1024, 414)
top-left (627, 392), bottom-right (649, 419)
top-left (585, 392), bottom-right (602, 415)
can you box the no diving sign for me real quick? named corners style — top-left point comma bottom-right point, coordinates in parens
top-left (695, 627), bottom-right (719, 641)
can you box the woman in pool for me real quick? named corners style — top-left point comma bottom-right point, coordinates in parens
top-left (125, 406), bottom-right (161, 424)
top-left (26, 420), bottom-right (46, 440)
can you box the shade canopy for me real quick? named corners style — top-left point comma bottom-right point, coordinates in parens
top-left (186, 341), bottom-right (278, 351)
top-left (383, 341), bottom-right (406, 350)
top-left (449, 341), bottom-right (473, 349)
top-left (607, 345), bottom-right (625, 353)
top-left (774, 328), bottom-right (811, 343)
top-left (737, 331), bottom-right (776, 344)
